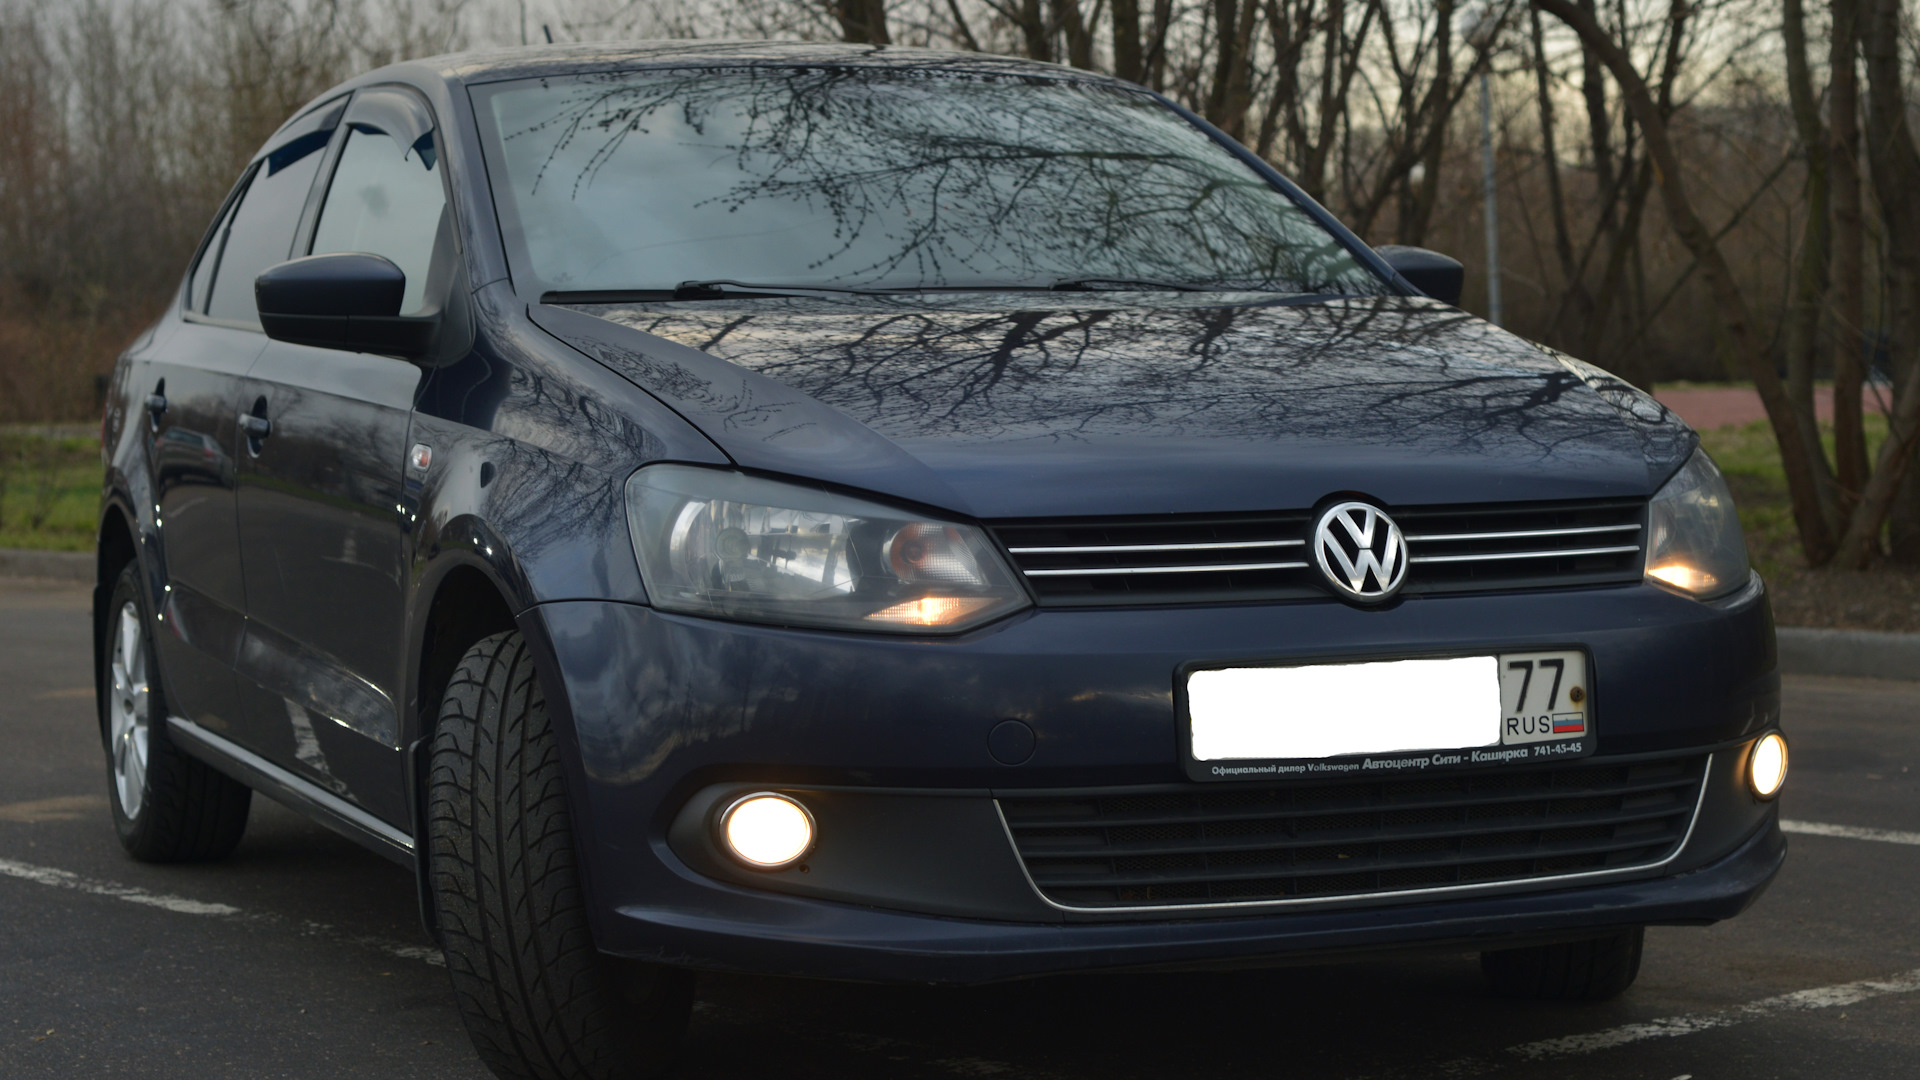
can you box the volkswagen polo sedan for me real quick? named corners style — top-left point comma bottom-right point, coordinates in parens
top-left (97, 43), bottom-right (1786, 1080)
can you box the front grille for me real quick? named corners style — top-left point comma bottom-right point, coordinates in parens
top-left (991, 498), bottom-right (1645, 606)
top-left (1000, 754), bottom-right (1706, 909)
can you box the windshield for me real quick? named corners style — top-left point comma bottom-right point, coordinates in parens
top-left (473, 66), bottom-right (1389, 299)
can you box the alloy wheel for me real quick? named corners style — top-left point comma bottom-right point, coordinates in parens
top-left (109, 600), bottom-right (150, 819)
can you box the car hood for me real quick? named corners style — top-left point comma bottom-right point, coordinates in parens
top-left (532, 294), bottom-right (1694, 520)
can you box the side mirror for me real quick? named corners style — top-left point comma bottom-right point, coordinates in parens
top-left (1375, 245), bottom-right (1464, 308)
top-left (256, 253), bottom-right (439, 358)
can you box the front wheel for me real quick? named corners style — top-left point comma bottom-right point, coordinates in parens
top-left (101, 560), bottom-right (251, 861)
top-left (429, 630), bottom-right (692, 1080)
top-left (1481, 926), bottom-right (1645, 1001)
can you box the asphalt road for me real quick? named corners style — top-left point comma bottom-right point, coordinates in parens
top-left (3, 577), bottom-right (1916, 1079)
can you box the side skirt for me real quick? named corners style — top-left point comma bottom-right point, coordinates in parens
top-left (167, 715), bottom-right (415, 867)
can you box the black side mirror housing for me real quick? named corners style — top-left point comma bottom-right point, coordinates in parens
top-left (256, 253), bottom-right (440, 359)
top-left (1375, 245), bottom-right (1464, 308)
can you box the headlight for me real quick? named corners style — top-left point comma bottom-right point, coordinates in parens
top-left (625, 465), bottom-right (1029, 633)
top-left (1644, 449), bottom-right (1749, 599)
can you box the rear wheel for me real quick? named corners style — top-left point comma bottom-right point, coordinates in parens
top-left (429, 630), bottom-right (692, 1080)
top-left (1481, 927), bottom-right (1645, 1001)
top-left (101, 561), bottom-right (251, 861)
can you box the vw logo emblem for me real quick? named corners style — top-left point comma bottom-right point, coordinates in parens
top-left (1311, 501), bottom-right (1408, 603)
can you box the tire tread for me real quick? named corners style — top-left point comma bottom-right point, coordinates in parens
top-left (430, 631), bottom-right (688, 1080)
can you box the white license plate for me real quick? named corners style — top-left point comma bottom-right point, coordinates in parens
top-left (1186, 650), bottom-right (1589, 765)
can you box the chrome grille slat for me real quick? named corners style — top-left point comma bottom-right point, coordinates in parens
top-left (1404, 523), bottom-right (1642, 542)
top-left (992, 498), bottom-right (1646, 606)
top-left (1024, 561), bottom-right (1309, 577)
top-left (1410, 544), bottom-right (1644, 564)
top-left (1008, 539), bottom-right (1303, 554)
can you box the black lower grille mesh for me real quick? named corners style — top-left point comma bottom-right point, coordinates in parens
top-left (1000, 755), bottom-right (1707, 908)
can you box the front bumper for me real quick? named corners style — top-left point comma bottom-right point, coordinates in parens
top-left (523, 574), bottom-right (1781, 983)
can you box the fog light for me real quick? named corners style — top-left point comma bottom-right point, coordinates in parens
top-left (718, 792), bottom-right (814, 869)
top-left (1748, 732), bottom-right (1788, 800)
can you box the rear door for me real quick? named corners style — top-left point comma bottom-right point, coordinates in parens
top-left (231, 87), bottom-right (447, 822)
top-left (142, 107), bottom-right (337, 747)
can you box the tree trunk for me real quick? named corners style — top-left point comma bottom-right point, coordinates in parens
top-left (1530, 1), bottom-right (1589, 345)
top-left (1782, 0), bottom-right (1841, 528)
top-left (1848, 0), bottom-right (1920, 565)
top-left (1204, 0), bottom-right (1259, 139)
top-left (1537, 0), bottom-right (1838, 564)
top-left (1830, 0), bottom-right (1869, 503)
top-left (830, 0), bottom-right (890, 43)
top-left (1055, 0), bottom-right (1096, 69)
top-left (1017, 0), bottom-right (1052, 62)
top-left (1111, 0), bottom-right (1144, 82)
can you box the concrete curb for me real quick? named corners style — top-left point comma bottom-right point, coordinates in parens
top-left (1778, 627), bottom-right (1920, 682)
top-left (0, 549), bottom-right (92, 584)
top-left (0, 549), bottom-right (1911, 679)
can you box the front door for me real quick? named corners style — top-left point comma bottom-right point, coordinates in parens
top-left (231, 88), bottom-right (446, 824)
top-left (145, 112), bottom-right (335, 747)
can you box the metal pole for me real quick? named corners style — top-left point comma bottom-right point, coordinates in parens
top-left (1479, 68), bottom-right (1502, 327)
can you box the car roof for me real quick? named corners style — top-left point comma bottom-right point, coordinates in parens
top-left (269, 41), bottom-right (1133, 151)
top-left (426, 41), bottom-right (1118, 86)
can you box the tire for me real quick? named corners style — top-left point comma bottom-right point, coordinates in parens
top-left (100, 560), bottom-right (252, 861)
top-left (429, 631), bottom-right (692, 1080)
top-left (1481, 927), bottom-right (1645, 1002)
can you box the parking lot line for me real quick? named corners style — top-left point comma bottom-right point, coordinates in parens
top-left (1413, 966), bottom-right (1920, 1076)
top-left (0, 855), bottom-right (443, 966)
top-left (1505, 967), bottom-right (1920, 1059)
top-left (1782, 819), bottom-right (1920, 846)
top-left (0, 856), bottom-right (240, 915)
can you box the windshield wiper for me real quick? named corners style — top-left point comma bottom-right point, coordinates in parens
top-left (541, 281), bottom-right (881, 304)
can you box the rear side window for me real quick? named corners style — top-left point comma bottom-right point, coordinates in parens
top-left (310, 125), bottom-right (447, 316)
top-left (186, 190), bottom-right (243, 313)
top-left (204, 132), bottom-right (331, 326)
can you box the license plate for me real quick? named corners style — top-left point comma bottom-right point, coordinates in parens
top-left (1185, 650), bottom-right (1591, 781)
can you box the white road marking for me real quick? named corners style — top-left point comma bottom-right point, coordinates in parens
top-left (1416, 967), bottom-right (1920, 1076)
top-left (1507, 967), bottom-right (1920, 1060)
top-left (1783, 819), bottom-right (1920, 846)
top-left (0, 855), bottom-right (442, 966)
top-left (0, 856), bottom-right (241, 915)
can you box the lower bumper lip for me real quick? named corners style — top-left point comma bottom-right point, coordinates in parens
top-left (608, 817), bottom-right (1786, 984)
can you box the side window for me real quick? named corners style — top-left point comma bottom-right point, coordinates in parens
top-left (204, 132), bottom-right (331, 325)
top-left (310, 125), bottom-right (448, 316)
top-left (186, 187), bottom-right (245, 313)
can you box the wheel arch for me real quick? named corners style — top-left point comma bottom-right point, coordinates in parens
top-left (93, 500), bottom-right (142, 741)
top-left (403, 543), bottom-right (524, 938)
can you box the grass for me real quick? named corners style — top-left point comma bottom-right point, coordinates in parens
top-left (1697, 413), bottom-right (1891, 577)
top-left (0, 432), bottom-right (101, 553)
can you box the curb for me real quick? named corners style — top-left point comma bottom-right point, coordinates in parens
top-left (0, 549), bottom-right (1911, 679)
top-left (1777, 627), bottom-right (1920, 682)
top-left (0, 549), bottom-right (92, 584)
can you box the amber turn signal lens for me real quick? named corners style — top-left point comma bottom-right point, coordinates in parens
top-left (1647, 563), bottom-right (1717, 594)
top-left (1748, 732), bottom-right (1788, 800)
top-left (719, 793), bottom-right (815, 870)
top-left (864, 595), bottom-right (997, 626)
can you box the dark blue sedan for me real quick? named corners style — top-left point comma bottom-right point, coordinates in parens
top-left (97, 43), bottom-right (1785, 1080)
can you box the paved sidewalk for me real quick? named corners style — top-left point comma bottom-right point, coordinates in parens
top-left (1654, 385), bottom-right (1891, 430)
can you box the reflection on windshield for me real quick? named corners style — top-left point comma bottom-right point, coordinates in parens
top-left (477, 66), bottom-right (1389, 298)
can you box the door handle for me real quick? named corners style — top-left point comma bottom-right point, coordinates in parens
top-left (239, 414), bottom-right (272, 439)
